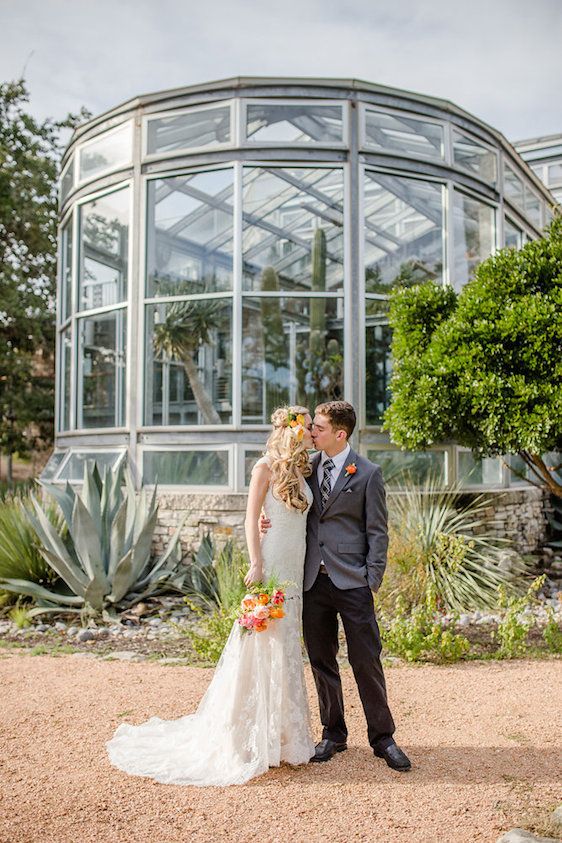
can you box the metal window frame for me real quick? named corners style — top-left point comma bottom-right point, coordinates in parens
top-left (76, 120), bottom-right (134, 188)
top-left (241, 97), bottom-right (348, 148)
top-left (450, 124), bottom-right (499, 187)
top-left (139, 443), bottom-right (233, 491)
top-left (142, 100), bottom-right (236, 161)
top-left (361, 103), bottom-right (446, 163)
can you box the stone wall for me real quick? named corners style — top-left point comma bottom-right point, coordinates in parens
top-left (153, 486), bottom-right (549, 561)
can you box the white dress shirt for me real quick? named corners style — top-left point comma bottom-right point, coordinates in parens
top-left (317, 444), bottom-right (351, 568)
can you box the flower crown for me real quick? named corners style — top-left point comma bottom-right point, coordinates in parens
top-left (286, 411), bottom-right (306, 441)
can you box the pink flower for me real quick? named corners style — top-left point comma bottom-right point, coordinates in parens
top-left (252, 604), bottom-right (270, 620)
top-left (272, 590), bottom-right (285, 605)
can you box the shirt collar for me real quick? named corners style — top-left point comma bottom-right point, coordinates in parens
top-left (322, 443), bottom-right (350, 471)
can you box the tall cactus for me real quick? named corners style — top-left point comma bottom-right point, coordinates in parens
top-left (260, 266), bottom-right (289, 419)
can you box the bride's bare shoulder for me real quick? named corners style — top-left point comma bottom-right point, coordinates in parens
top-left (251, 455), bottom-right (272, 475)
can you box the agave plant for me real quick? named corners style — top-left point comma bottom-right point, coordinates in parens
top-left (0, 493), bottom-right (63, 589)
top-left (0, 460), bottom-right (187, 618)
top-left (184, 534), bottom-right (247, 612)
top-left (385, 474), bottom-right (530, 612)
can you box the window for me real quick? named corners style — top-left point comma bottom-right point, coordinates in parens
top-left (367, 449), bottom-right (446, 485)
top-left (142, 449), bottom-right (229, 485)
top-left (505, 218), bottom-right (523, 249)
top-left (78, 188), bottom-right (129, 311)
top-left (452, 191), bottom-right (495, 289)
top-left (453, 129), bottom-right (497, 185)
top-left (146, 169), bottom-right (234, 297)
top-left (57, 451), bottom-right (126, 482)
top-left (364, 109), bottom-right (444, 160)
top-left (458, 452), bottom-right (502, 486)
top-left (60, 222), bottom-right (73, 321)
top-left (59, 329), bottom-right (72, 431)
top-left (246, 103), bottom-right (343, 144)
top-left (78, 123), bottom-right (132, 183)
top-left (78, 311), bottom-right (126, 428)
top-left (146, 105), bottom-right (231, 155)
top-left (60, 157), bottom-right (74, 204)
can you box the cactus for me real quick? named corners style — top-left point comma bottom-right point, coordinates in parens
top-left (260, 266), bottom-right (289, 419)
top-left (0, 460), bottom-right (187, 617)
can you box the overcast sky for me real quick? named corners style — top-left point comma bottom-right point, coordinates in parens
top-left (1, 0), bottom-right (561, 143)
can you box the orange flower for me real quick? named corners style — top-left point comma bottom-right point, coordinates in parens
top-left (289, 420), bottom-right (297, 428)
top-left (254, 621), bottom-right (268, 632)
top-left (257, 593), bottom-right (269, 605)
top-left (269, 607), bottom-right (285, 619)
top-left (345, 462), bottom-right (357, 476)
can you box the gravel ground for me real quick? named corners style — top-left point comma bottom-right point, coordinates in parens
top-left (1, 654), bottom-right (560, 843)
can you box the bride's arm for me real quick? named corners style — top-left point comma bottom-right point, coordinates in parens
top-left (244, 463), bottom-right (270, 587)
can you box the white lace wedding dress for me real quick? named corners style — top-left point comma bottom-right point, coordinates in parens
top-left (106, 457), bottom-right (315, 786)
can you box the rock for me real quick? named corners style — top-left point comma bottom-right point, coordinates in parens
top-left (148, 618), bottom-right (162, 627)
top-left (496, 829), bottom-right (561, 843)
top-left (107, 650), bottom-right (139, 661)
top-left (35, 624), bottom-right (50, 632)
top-left (76, 630), bottom-right (96, 642)
top-left (552, 805), bottom-right (562, 828)
top-left (66, 626), bottom-right (79, 636)
top-left (70, 652), bottom-right (96, 659)
top-left (96, 628), bottom-right (110, 639)
top-left (54, 622), bottom-right (66, 630)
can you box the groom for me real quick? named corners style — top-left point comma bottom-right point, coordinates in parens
top-left (303, 400), bottom-right (410, 771)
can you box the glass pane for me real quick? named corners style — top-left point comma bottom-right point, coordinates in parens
top-left (242, 296), bottom-right (344, 423)
top-left (242, 167), bottom-right (344, 292)
top-left (364, 172), bottom-right (444, 292)
top-left (244, 449), bottom-right (265, 486)
top-left (143, 450), bottom-right (229, 485)
top-left (547, 162), bottom-right (562, 185)
top-left (60, 329), bottom-right (72, 431)
top-left (524, 186), bottom-right (542, 227)
top-left (61, 223), bottom-right (73, 321)
top-left (452, 191), bottom-right (494, 290)
top-left (504, 163), bottom-right (524, 210)
top-left (79, 188), bottom-right (129, 311)
top-left (545, 205), bottom-right (554, 227)
top-left (145, 299), bottom-right (232, 425)
top-left (60, 157), bottom-right (74, 204)
top-left (365, 300), bottom-right (392, 426)
top-left (40, 451), bottom-right (66, 481)
top-left (367, 449), bottom-right (446, 486)
top-left (146, 169), bottom-right (233, 297)
top-left (146, 106), bottom-right (230, 155)
top-left (79, 311), bottom-right (126, 428)
top-left (453, 130), bottom-right (497, 185)
top-left (364, 110), bottom-right (444, 160)
top-left (78, 122), bottom-right (132, 182)
top-left (458, 452), bottom-right (502, 486)
top-left (507, 453), bottom-right (530, 485)
top-left (246, 104), bottom-right (343, 144)
top-left (58, 451), bottom-right (126, 482)
top-left (505, 218), bottom-right (522, 249)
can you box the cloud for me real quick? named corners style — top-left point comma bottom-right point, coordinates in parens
top-left (0, 0), bottom-right (560, 140)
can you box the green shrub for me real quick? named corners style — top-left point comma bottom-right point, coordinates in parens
top-left (183, 535), bottom-right (247, 613)
top-left (8, 603), bottom-right (33, 628)
top-left (542, 606), bottom-right (562, 654)
top-left (381, 587), bottom-right (470, 663)
top-left (493, 576), bottom-right (544, 658)
top-left (0, 494), bottom-right (62, 587)
top-left (185, 608), bottom-right (237, 664)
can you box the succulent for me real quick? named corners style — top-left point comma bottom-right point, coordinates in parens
top-left (0, 460), bottom-right (187, 618)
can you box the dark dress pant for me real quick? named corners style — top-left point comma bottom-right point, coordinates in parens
top-left (303, 570), bottom-right (395, 749)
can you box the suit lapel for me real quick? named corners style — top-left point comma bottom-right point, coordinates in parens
top-left (321, 447), bottom-right (357, 516)
top-left (307, 451), bottom-right (322, 514)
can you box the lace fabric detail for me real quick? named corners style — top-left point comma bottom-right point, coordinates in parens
top-left (106, 459), bottom-right (315, 787)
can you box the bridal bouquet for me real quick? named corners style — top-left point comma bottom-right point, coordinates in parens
top-left (237, 581), bottom-right (286, 634)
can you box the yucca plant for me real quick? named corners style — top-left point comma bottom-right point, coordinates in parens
top-left (183, 534), bottom-right (247, 612)
top-left (0, 460), bottom-right (188, 618)
top-left (0, 494), bottom-right (63, 590)
top-left (385, 474), bottom-right (530, 612)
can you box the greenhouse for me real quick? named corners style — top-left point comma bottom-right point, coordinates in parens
top-left (48, 76), bottom-right (556, 493)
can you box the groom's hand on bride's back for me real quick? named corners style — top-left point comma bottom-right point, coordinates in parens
top-left (259, 513), bottom-right (271, 534)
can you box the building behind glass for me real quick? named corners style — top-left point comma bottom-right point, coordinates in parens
top-left (46, 77), bottom-right (557, 493)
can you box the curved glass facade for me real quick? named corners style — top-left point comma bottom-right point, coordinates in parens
top-left (51, 78), bottom-right (556, 490)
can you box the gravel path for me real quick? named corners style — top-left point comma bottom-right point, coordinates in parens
top-left (1, 654), bottom-right (560, 843)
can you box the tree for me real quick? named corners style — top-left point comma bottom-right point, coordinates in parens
top-left (0, 79), bottom-right (88, 483)
top-left (384, 217), bottom-right (562, 497)
top-left (153, 299), bottom-right (223, 425)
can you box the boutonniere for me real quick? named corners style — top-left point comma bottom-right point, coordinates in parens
top-left (344, 462), bottom-right (357, 477)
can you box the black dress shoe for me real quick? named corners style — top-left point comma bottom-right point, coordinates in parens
top-left (310, 739), bottom-right (348, 762)
top-left (373, 742), bottom-right (411, 771)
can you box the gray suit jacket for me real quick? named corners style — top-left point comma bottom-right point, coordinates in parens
top-left (304, 448), bottom-right (389, 592)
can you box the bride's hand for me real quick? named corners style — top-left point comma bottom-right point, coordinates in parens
top-left (259, 513), bottom-right (271, 534)
top-left (244, 563), bottom-right (263, 587)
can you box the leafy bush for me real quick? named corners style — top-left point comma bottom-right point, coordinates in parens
top-left (183, 535), bottom-right (247, 612)
top-left (381, 587), bottom-right (470, 663)
top-left (0, 460), bottom-right (188, 618)
top-left (8, 603), bottom-right (33, 629)
top-left (186, 609), bottom-right (237, 664)
top-left (493, 576), bottom-right (544, 658)
top-left (380, 474), bottom-right (529, 613)
top-left (543, 607), bottom-right (562, 653)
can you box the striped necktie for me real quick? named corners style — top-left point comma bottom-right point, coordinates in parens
top-left (320, 458), bottom-right (335, 510)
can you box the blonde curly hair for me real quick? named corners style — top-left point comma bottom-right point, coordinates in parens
top-left (265, 405), bottom-right (312, 513)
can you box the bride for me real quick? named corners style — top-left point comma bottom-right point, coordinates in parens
top-left (106, 406), bottom-right (315, 786)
